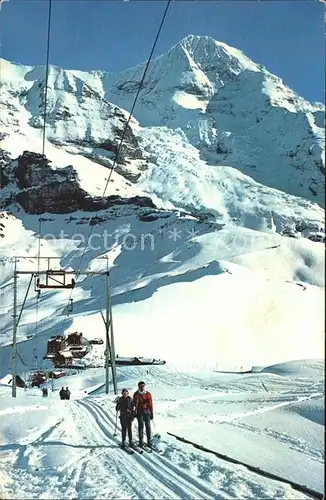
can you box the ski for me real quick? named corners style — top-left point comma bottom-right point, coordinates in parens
top-left (120, 444), bottom-right (134, 455)
top-left (147, 444), bottom-right (162, 454)
top-left (139, 444), bottom-right (152, 453)
top-left (129, 444), bottom-right (144, 454)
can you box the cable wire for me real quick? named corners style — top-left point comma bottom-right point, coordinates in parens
top-left (37, 0), bottom-right (52, 275)
top-left (59, 0), bottom-right (171, 332)
top-left (35, 0), bottom-right (52, 365)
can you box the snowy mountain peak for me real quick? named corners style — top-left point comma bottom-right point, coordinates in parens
top-left (107, 35), bottom-right (261, 122)
top-left (176, 34), bottom-right (260, 73)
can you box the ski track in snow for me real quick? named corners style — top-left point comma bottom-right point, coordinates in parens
top-left (77, 398), bottom-right (230, 499)
top-left (142, 367), bottom-right (324, 399)
top-left (2, 423), bottom-right (96, 499)
top-left (72, 400), bottom-right (178, 499)
top-left (221, 419), bottom-right (324, 462)
top-left (73, 398), bottom-right (312, 499)
top-left (206, 392), bottom-right (324, 423)
top-left (0, 368), bottom-right (321, 500)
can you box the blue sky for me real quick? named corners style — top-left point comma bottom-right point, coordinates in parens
top-left (0, 0), bottom-right (324, 103)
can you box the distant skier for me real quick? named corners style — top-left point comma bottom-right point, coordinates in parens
top-left (133, 381), bottom-right (153, 448)
top-left (65, 387), bottom-right (71, 400)
top-left (115, 388), bottom-right (134, 448)
top-left (59, 386), bottom-right (66, 400)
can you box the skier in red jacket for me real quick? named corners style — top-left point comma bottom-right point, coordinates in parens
top-left (133, 381), bottom-right (153, 448)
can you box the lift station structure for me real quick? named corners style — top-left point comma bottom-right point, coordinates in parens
top-left (11, 256), bottom-right (117, 398)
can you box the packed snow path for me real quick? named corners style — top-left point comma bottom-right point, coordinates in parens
top-left (74, 399), bottom-right (230, 499)
top-left (0, 362), bottom-right (324, 499)
top-left (0, 396), bottom-right (314, 500)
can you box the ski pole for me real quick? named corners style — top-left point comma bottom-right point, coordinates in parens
top-left (152, 419), bottom-right (160, 439)
top-left (113, 412), bottom-right (118, 436)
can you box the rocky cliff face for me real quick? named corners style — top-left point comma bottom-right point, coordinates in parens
top-left (1, 150), bottom-right (156, 214)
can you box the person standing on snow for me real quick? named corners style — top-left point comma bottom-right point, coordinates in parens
top-left (59, 386), bottom-right (66, 400)
top-left (115, 388), bottom-right (134, 448)
top-left (133, 381), bottom-right (153, 447)
top-left (65, 387), bottom-right (71, 400)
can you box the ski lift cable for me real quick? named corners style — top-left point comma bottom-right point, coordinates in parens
top-left (34, 0), bottom-right (52, 353)
top-left (36, 0), bottom-right (52, 274)
top-left (34, 0), bottom-right (52, 276)
top-left (91, 286), bottom-right (107, 328)
top-left (58, 0), bottom-right (171, 333)
top-left (34, 293), bottom-right (40, 368)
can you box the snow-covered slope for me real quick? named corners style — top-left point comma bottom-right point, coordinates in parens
top-left (0, 360), bottom-right (324, 499)
top-left (0, 34), bottom-right (324, 371)
top-left (0, 35), bottom-right (324, 500)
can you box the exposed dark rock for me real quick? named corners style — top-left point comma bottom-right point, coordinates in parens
top-left (139, 213), bottom-right (160, 222)
top-left (308, 234), bottom-right (325, 243)
top-left (114, 160), bottom-right (148, 184)
top-left (4, 150), bottom-right (157, 215)
top-left (0, 214), bottom-right (6, 237)
top-left (97, 140), bottom-right (118, 153)
top-left (81, 83), bottom-right (102, 101)
top-left (314, 159), bottom-right (325, 175)
top-left (15, 151), bottom-right (58, 189)
top-left (281, 229), bottom-right (299, 238)
top-left (295, 222), bottom-right (308, 232)
top-left (106, 195), bottom-right (156, 209)
top-left (138, 210), bottom-right (178, 222)
top-left (0, 132), bottom-right (9, 141)
top-left (115, 80), bottom-right (142, 94)
top-left (89, 215), bottom-right (105, 226)
top-left (0, 150), bottom-right (12, 188)
top-left (176, 83), bottom-right (208, 96)
top-left (55, 108), bottom-right (73, 119)
top-left (108, 124), bottom-right (143, 164)
top-left (49, 121), bottom-right (144, 175)
top-left (215, 143), bottom-right (230, 155)
top-left (309, 185), bottom-right (318, 197)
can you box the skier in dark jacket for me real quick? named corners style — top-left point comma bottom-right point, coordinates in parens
top-left (59, 387), bottom-right (65, 400)
top-left (115, 388), bottom-right (134, 447)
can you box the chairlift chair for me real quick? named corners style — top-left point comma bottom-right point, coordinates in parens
top-left (35, 270), bottom-right (75, 290)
